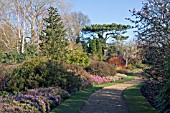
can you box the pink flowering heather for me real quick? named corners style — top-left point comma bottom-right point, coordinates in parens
top-left (90, 75), bottom-right (111, 84)
top-left (0, 87), bottom-right (70, 112)
top-left (0, 98), bottom-right (39, 113)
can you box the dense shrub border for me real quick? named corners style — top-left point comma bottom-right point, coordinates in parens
top-left (85, 61), bottom-right (116, 77)
top-left (4, 58), bottom-right (86, 93)
top-left (50, 75), bottom-right (135, 113)
top-left (123, 84), bottom-right (156, 113)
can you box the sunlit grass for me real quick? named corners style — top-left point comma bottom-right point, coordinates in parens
top-left (123, 84), bottom-right (156, 113)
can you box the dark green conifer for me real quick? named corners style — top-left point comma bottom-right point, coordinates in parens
top-left (40, 7), bottom-right (67, 63)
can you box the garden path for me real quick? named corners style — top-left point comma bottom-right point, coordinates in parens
top-left (79, 76), bottom-right (143, 113)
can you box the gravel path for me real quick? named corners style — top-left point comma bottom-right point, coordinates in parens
top-left (79, 77), bottom-right (143, 113)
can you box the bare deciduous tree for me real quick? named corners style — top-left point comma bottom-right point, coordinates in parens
top-left (0, 0), bottom-right (70, 53)
top-left (63, 11), bottom-right (91, 49)
top-left (121, 39), bottom-right (139, 67)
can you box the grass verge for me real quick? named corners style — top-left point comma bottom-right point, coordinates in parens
top-left (123, 84), bottom-right (156, 113)
top-left (50, 74), bottom-right (135, 113)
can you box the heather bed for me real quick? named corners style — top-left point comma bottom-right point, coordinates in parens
top-left (0, 59), bottom-right (92, 113)
top-left (0, 87), bottom-right (70, 113)
top-left (0, 73), bottom-right (129, 113)
top-left (0, 59), bottom-right (131, 113)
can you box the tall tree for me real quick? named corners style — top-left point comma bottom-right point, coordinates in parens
top-left (63, 11), bottom-right (91, 50)
top-left (65, 11), bottom-right (91, 42)
top-left (39, 7), bottom-right (67, 63)
top-left (128, 0), bottom-right (170, 69)
top-left (121, 41), bottom-right (139, 67)
top-left (96, 39), bottom-right (103, 60)
top-left (128, 0), bottom-right (170, 112)
top-left (0, 0), bottom-right (70, 53)
top-left (88, 39), bottom-right (96, 54)
top-left (82, 23), bottom-right (131, 45)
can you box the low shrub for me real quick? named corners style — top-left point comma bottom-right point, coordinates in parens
top-left (6, 58), bottom-right (44, 92)
top-left (155, 79), bottom-right (170, 113)
top-left (106, 55), bottom-right (125, 68)
top-left (116, 73), bottom-right (127, 78)
top-left (0, 64), bottom-right (15, 91)
top-left (0, 98), bottom-right (40, 113)
top-left (66, 49), bottom-right (90, 67)
top-left (86, 73), bottom-right (127, 85)
top-left (0, 87), bottom-right (70, 112)
top-left (141, 81), bottom-right (161, 108)
top-left (85, 61), bottom-right (116, 77)
top-left (64, 64), bottom-right (92, 81)
top-left (90, 75), bottom-right (111, 84)
top-left (155, 56), bottom-right (170, 113)
top-left (144, 68), bottom-right (164, 81)
top-left (2, 45), bottom-right (37, 64)
top-left (106, 73), bottom-right (127, 82)
top-left (64, 64), bottom-right (93, 89)
top-left (2, 51), bottom-right (27, 64)
top-left (5, 58), bottom-right (82, 94)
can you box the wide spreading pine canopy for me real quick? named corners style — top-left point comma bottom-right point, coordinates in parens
top-left (82, 23), bottom-right (131, 41)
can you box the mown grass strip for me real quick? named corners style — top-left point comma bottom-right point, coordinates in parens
top-left (50, 75), bottom-right (135, 113)
top-left (123, 84), bottom-right (156, 113)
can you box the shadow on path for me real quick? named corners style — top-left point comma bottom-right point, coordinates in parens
top-left (79, 77), bottom-right (143, 113)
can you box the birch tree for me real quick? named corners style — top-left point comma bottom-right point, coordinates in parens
top-left (0, 23), bottom-right (17, 52)
top-left (0, 0), bottom-right (70, 53)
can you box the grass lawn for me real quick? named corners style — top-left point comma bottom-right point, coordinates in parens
top-left (123, 84), bottom-right (156, 113)
top-left (50, 74), bottom-right (135, 113)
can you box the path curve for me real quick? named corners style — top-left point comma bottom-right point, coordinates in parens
top-left (79, 77), bottom-right (142, 113)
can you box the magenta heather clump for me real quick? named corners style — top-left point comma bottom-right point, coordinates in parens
top-left (0, 87), bottom-right (70, 112)
top-left (15, 94), bottom-right (48, 112)
top-left (0, 98), bottom-right (39, 112)
top-left (90, 75), bottom-right (111, 84)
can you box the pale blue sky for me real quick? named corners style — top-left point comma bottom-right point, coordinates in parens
top-left (71, 0), bottom-right (143, 39)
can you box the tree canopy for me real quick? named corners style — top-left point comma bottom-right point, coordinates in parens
top-left (82, 23), bottom-right (131, 41)
top-left (128, 0), bottom-right (170, 68)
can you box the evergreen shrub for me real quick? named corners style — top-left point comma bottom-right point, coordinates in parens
top-left (155, 56), bottom-right (170, 113)
top-left (64, 63), bottom-right (93, 89)
top-left (66, 49), bottom-right (90, 67)
top-left (5, 58), bottom-right (82, 93)
top-left (85, 61), bottom-right (116, 77)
